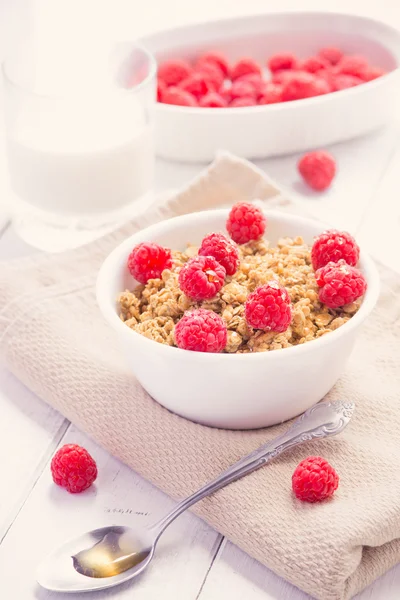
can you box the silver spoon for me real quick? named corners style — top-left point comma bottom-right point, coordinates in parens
top-left (37, 399), bottom-right (354, 593)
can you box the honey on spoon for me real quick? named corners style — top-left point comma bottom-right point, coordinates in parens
top-left (72, 528), bottom-right (150, 578)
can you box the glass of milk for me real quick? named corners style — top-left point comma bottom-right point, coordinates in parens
top-left (3, 42), bottom-right (156, 251)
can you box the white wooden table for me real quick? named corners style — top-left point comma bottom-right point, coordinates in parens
top-left (1, 2), bottom-right (400, 599)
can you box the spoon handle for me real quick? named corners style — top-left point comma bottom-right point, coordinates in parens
top-left (150, 400), bottom-right (353, 537)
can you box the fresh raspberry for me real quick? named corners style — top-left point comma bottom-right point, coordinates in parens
top-left (311, 229), bottom-right (360, 270)
top-left (127, 242), bottom-right (173, 284)
top-left (332, 73), bottom-right (362, 91)
top-left (335, 55), bottom-right (368, 78)
top-left (230, 79), bottom-right (258, 100)
top-left (195, 62), bottom-right (224, 90)
top-left (218, 84), bottom-right (232, 103)
top-left (281, 72), bottom-right (330, 101)
top-left (235, 73), bottom-right (265, 97)
top-left (360, 66), bottom-right (386, 82)
top-left (174, 308), bottom-right (227, 353)
top-left (318, 46), bottom-right (343, 66)
top-left (178, 255), bottom-right (226, 301)
top-left (162, 87), bottom-right (198, 106)
top-left (272, 69), bottom-right (298, 84)
top-left (226, 202), bottom-right (266, 244)
top-left (259, 82), bottom-right (283, 104)
top-left (199, 232), bottom-right (240, 275)
top-left (315, 69), bottom-right (336, 91)
top-left (231, 57), bottom-right (262, 80)
top-left (199, 92), bottom-right (227, 107)
top-left (300, 56), bottom-right (330, 73)
top-left (245, 281), bottom-right (292, 332)
top-left (179, 73), bottom-right (214, 99)
top-left (229, 96), bottom-right (257, 107)
top-left (158, 59), bottom-right (193, 86)
top-left (292, 456), bottom-right (339, 503)
top-left (196, 51), bottom-right (230, 77)
top-left (298, 150), bottom-right (336, 191)
top-left (157, 79), bottom-right (167, 102)
top-left (267, 53), bottom-right (298, 73)
top-left (51, 444), bottom-right (97, 494)
top-left (316, 260), bottom-right (367, 308)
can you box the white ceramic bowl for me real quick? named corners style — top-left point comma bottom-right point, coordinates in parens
top-left (141, 11), bottom-right (400, 162)
top-left (97, 210), bottom-right (380, 429)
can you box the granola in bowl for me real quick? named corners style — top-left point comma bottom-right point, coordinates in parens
top-left (118, 203), bottom-right (366, 354)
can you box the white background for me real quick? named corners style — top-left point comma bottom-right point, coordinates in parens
top-left (1, 1), bottom-right (400, 599)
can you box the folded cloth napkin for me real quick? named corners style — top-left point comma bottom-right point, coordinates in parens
top-left (1, 154), bottom-right (400, 600)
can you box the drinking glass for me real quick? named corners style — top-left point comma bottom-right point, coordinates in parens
top-left (3, 42), bottom-right (156, 251)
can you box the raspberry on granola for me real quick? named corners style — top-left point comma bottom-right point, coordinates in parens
top-left (118, 233), bottom-right (363, 353)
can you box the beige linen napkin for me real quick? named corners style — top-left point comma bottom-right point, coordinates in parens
top-left (1, 154), bottom-right (400, 600)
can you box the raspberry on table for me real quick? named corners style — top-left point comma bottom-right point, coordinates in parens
top-left (174, 308), bottom-right (227, 352)
top-left (267, 53), bottom-right (298, 73)
top-left (199, 92), bottom-right (227, 107)
top-left (245, 281), bottom-right (292, 332)
top-left (178, 255), bottom-right (226, 301)
top-left (231, 57), bottom-right (262, 80)
top-left (292, 456), bottom-right (339, 503)
top-left (230, 79), bottom-right (258, 100)
top-left (195, 62), bottom-right (225, 90)
top-left (158, 59), bottom-right (193, 86)
top-left (316, 260), bottom-right (367, 308)
top-left (157, 79), bottom-right (167, 102)
top-left (51, 444), bottom-right (97, 494)
top-left (162, 87), bottom-right (198, 106)
top-left (311, 229), bottom-right (360, 270)
top-left (281, 72), bottom-right (330, 101)
top-left (259, 82), bottom-right (283, 104)
top-left (199, 232), bottom-right (240, 276)
top-left (179, 73), bottom-right (215, 98)
top-left (300, 56), bottom-right (330, 73)
top-left (226, 202), bottom-right (266, 244)
top-left (229, 96), bottom-right (257, 107)
top-left (195, 51), bottom-right (230, 77)
top-left (335, 54), bottom-right (369, 78)
top-left (318, 46), bottom-right (343, 66)
top-left (298, 150), bottom-right (336, 191)
top-left (128, 242), bottom-right (173, 284)
top-left (332, 73), bottom-right (362, 91)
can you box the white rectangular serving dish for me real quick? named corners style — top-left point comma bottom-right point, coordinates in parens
top-left (141, 11), bottom-right (400, 163)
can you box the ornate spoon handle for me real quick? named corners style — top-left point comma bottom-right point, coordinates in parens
top-left (151, 400), bottom-right (354, 537)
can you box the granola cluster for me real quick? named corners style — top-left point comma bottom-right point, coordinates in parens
top-left (118, 236), bottom-right (360, 353)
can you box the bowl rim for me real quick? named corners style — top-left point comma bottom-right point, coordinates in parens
top-left (96, 209), bottom-right (380, 361)
top-left (147, 9), bottom-right (400, 115)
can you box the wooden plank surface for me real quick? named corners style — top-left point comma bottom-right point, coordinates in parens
top-left (0, 374), bottom-right (67, 542)
top-left (0, 425), bottom-right (222, 600)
